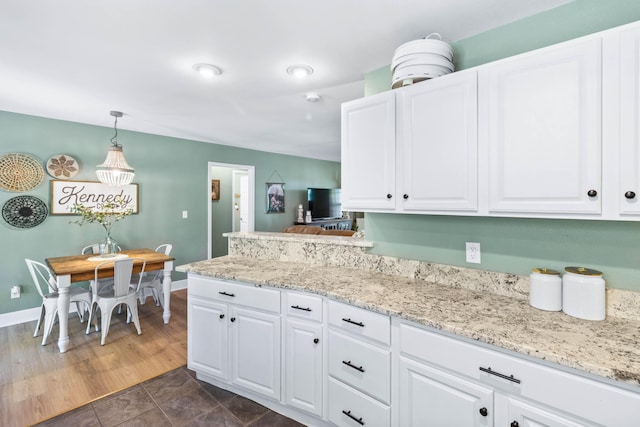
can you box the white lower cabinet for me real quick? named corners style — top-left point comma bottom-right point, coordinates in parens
top-left (284, 291), bottom-right (324, 417)
top-left (188, 275), bottom-right (640, 427)
top-left (187, 275), bottom-right (281, 401)
top-left (398, 356), bottom-right (493, 426)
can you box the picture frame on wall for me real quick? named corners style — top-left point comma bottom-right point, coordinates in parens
top-left (50, 180), bottom-right (139, 215)
top-left (211, 179), bottom-right (220, 201)
top-left (266, 182), bottom-right (285, 213)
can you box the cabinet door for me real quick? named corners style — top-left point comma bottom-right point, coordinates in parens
top-left (187, 297), bottom-right (229, 380)
top-left (398, 69), bottom-right (478, 212)
top-left (230, 306), bottom-right (281, 400)
top-left (398, 356), bottom-right (493, 427)
top-left (619, 25), bottom-right (640, 215)
top-left (341, 91), bottom-right (396, 211)
top-left (482, 38), bottom-right (602, 215)
top-left (496, 394), bottom-right (599, 427)
top-left (285, 319), bottom-right (323, 416)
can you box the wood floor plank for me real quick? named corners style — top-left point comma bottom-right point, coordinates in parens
top-left (0, 289), bottom-right (187, 427)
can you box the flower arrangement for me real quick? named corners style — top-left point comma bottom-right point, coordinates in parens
top-left (69, 198), bottom-right (133, 235)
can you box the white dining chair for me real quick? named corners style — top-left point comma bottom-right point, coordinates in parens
top-left (136, 243), bottom-right (172, 307)
top-left (86, 257), bottom-right (146, 345)
top-left (25, 258), bottom-right (92, 346)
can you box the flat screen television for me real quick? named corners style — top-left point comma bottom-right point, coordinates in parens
top-left (307, 188), bottom-right (342, 220)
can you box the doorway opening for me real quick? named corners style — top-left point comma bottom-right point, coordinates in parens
top-left (208, 162), bottom-right (255, 259)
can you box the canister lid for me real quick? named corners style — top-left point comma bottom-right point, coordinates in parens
top-left (564, 266), bottom-right (603, 276)
top-left (531, 268), bottom-right (561, 275)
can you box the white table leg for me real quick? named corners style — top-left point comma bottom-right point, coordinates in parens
top-left (162, 261), bottom-right (173, 324)
top-left (57, 274), bottom-right (71, 353)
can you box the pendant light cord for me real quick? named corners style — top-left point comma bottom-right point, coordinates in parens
top-left (110, 115), bottom-right (122, 148)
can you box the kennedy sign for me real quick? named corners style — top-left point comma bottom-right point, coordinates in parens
top-left (50, 180), bottom-right (139, 215)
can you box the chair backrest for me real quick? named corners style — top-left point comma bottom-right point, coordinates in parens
top-left (25, 259), bottom-right (58, 297)
top-left (155, 244), bottom-right (172, 255)
top-left (82, 243), bottom-right (123, 255)
top-left (95, 258), bottom-right (146, 298)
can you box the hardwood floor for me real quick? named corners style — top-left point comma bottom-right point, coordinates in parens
top-left (0, 289), bottom-right (188, 427)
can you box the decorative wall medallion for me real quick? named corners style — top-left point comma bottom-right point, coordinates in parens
top-left (0, 152), bottom-right (45, 192)
top-left (2, 195), bottom-right (48, 228)
top-left (46, 154), bottom-right (79, 179)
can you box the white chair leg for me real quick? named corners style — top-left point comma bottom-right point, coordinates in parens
top-left (86, 303), bottom-right (99, 334)
top-left (74, 301), bottom-right (84, 322)
top-left (34, 305), bottom-right (45, 338)
top-left (100, 305), bottom-right (114, 346)
top-left (129, 304), bottom-right (142, 335)
top-left (42, 309), bottom-right (56, 346)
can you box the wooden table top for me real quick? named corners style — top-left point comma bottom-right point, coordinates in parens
top-left (46, 248), bottom-right (175, 283)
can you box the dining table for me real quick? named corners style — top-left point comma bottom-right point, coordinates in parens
top-left (45, 248), bottom-right (175, 353)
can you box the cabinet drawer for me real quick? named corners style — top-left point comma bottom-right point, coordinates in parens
top-left (328, 377), bottom-right (390, 427)
top-left (328, 330), bottom-right (391, 404)
top-left (188, 274), bottom-right (280, 313)
top-left (400, 322), bottom-right (640, 426)
top-left (328, 300), bottom-right (390, 346)
top-left (285, 291), bottom-right (323, 322)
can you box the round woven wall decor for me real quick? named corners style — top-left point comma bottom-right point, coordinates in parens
top-left (46, 154), bottom-right (79, 179)
top-left (2, 195), bottom-right (48, 229)
top-left (0, 153), bottom-right (45, 192)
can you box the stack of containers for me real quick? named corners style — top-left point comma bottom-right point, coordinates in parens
top-left (391, 33), bottom-right (454, 89)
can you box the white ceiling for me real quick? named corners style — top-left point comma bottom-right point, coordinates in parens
top-left (0, 0), bottom-right (572, 162)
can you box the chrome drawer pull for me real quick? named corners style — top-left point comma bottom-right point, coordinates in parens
top-left (342, 360), bottom-right (365, 373)
top-left (479, 366), bottom-right (521, 384)
top-left (342, 317), bottom-right (365, 327)
top-left (291, 305), bottom-right (311, 312)
top-left (342, 410), bottom-right (365, 425)
top-left (218, 291), bottom-right (235, 297)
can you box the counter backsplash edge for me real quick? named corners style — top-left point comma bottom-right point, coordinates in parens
top-left (226, 233), bottom-right (640, 321)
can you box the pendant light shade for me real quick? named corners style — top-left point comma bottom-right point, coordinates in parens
top-left (96, 111), bottom-right (135, 186)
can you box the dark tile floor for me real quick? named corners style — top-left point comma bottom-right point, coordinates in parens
top-left (34, 366), bottom-right (305, 427)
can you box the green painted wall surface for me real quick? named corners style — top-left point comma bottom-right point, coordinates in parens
top-left (363, 0), bottom-right (640, 291)
top-left (0, 111), bottom-right (339, 314)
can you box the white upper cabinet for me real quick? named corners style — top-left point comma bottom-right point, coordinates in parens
top-left (398, 69), bottom-right (478, 213)
top-left (341, 91), bottom-right (396, 211)
top-left (479, 37), bottom-right (602, 216)
top-left (341, 70), bottom-right (478, 214)
top-left (618, 24), bottom-right (640, 216)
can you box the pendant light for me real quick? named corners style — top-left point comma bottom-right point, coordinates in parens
top-left (96, 110), bottom-right (135, 186)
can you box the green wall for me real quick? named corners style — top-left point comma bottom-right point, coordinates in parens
top-left (364, 0), bottom-right (640, 291)
top-left (0, 111), bottom-right (339, 314)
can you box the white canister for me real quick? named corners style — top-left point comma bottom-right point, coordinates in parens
top-left (529, 268), bottom-right (562, 311)
top-left (562, 267), bottom-right (606, 321)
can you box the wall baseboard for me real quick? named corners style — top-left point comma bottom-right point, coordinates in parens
top-left (0, 279), bottom-right (188, 329)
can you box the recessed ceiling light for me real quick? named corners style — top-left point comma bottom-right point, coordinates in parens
top-left (193, 63), bottom-right (223, 78)
top-left (305, 92), bottom-right (321, 102)
top-left (287, 64), bottom-right (314, 78)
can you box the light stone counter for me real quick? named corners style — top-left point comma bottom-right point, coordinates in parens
top-left (178, 255), bottom-right (640, 389)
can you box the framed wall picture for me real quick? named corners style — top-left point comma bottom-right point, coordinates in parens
top-left (266, 182), bottom-right (285, 213)
top-left (50, 180), bottom-right (138, 215)
top-left (211, 179), bottom-right (220, 201)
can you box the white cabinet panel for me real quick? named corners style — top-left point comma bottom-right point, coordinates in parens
top-left (618, 25), bottom-right (640, 216)
top-left (399, 356), bottom-right (493, 427)
top-left (482, 38), bottom-right (602, 215)
top-left (327, 377), bottom-right (390, 427)
top-left (341, 91), bottom-right (396, 211)
top-left (496, 393), bottom-right (599, 427)
top-left (398, 69), bottom-right (478, 212)
top-left (187, 296), bottom-right (228, 380)
top-left (285, 318), bottom-right (323, 417)
top-left (231, 306), bottom-right (281, 400)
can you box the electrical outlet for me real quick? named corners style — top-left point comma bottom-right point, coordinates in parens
top-left (182, 210), bottom-right (188, 219)
top-left (466, 242), bottom-right (481, 264)
top-left (10, 285), bottom-right (21, 299)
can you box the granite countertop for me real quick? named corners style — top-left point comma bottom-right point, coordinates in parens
top-left (177, 255), bottom-right (640, 388)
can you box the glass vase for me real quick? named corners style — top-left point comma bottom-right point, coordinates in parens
top-left (99, 232), bottom-right (119, 258)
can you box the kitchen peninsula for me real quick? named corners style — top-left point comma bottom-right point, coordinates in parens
top-left (178, 232), bottom-right (640, 427)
